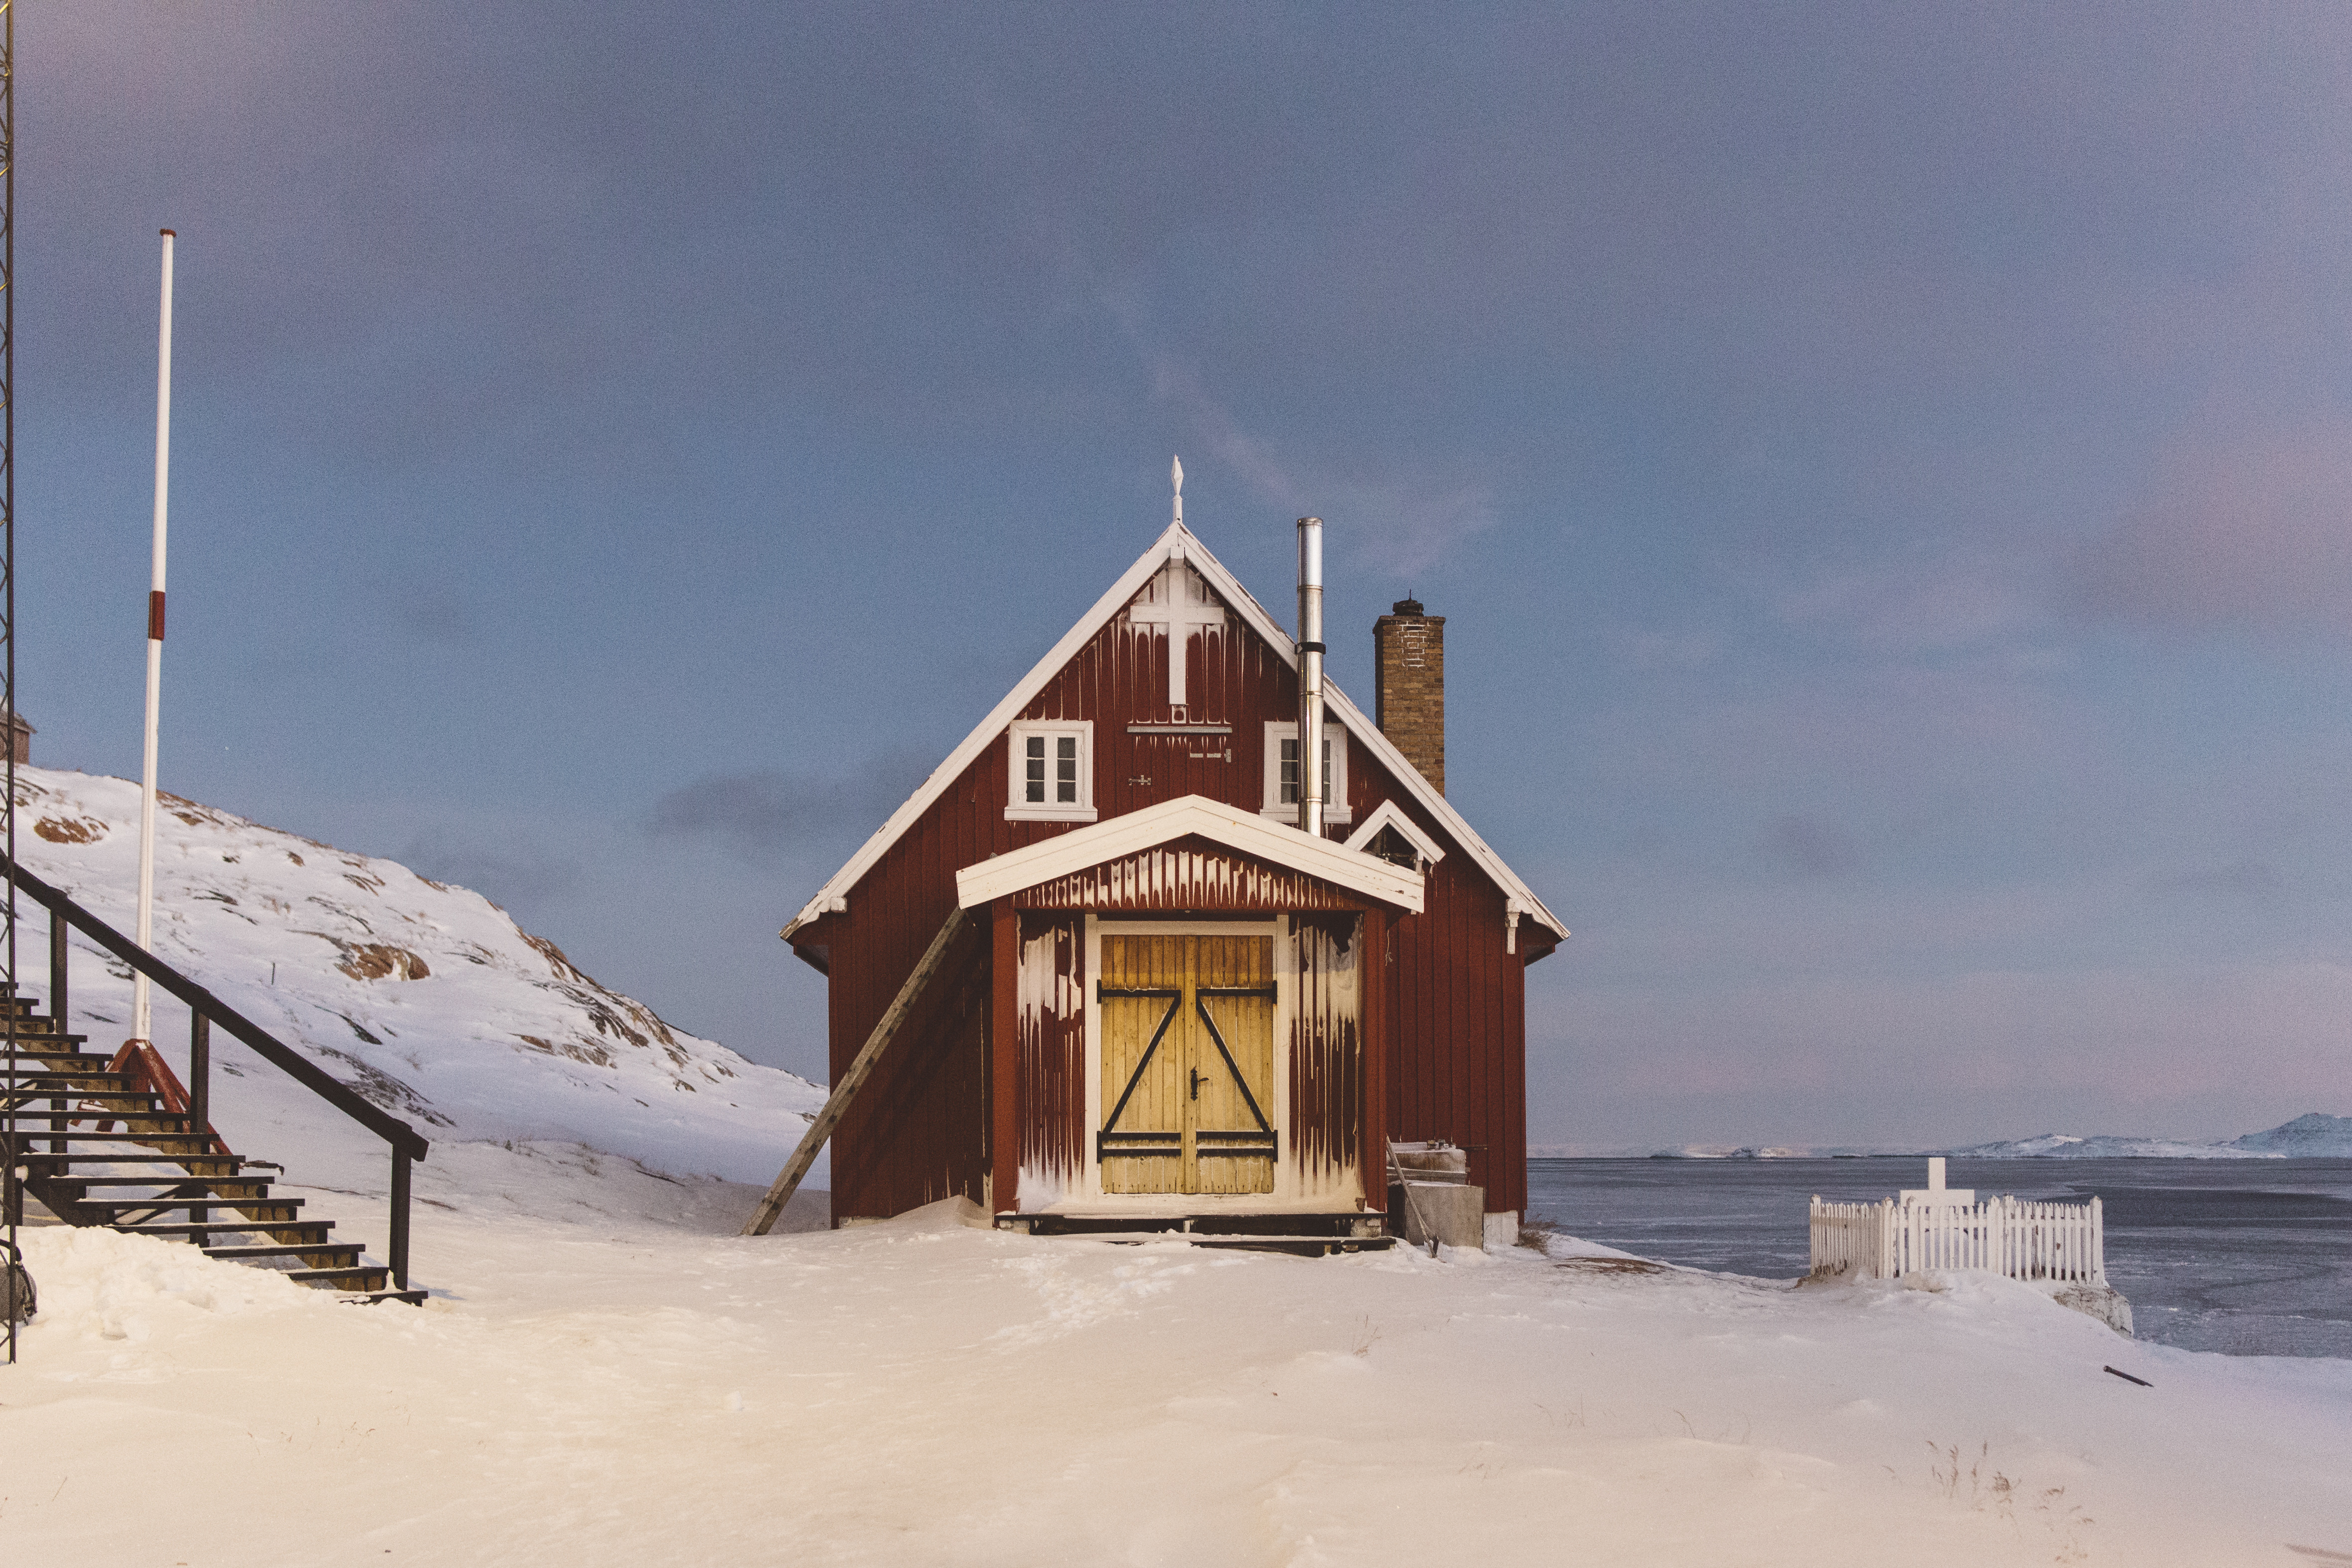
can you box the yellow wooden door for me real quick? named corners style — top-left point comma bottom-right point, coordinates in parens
top-left (1189, 934), bottom-right (1277, 1194)
top-left (1098, 934), bottom-right (1277, 1196)
top-left (1098, 934), bottom-right (1187, 1194)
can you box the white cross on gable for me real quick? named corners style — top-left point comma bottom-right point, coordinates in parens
top-left (1130, 560), bottom-right (1226, 707)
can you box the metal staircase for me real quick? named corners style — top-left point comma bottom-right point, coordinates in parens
top-left (1, 856), bottom-right (428, 1304)
top-left (2, 989), bottom-right (396, 1293)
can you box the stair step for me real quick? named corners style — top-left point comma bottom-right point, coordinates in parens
top-left (16, 1124), bottom-right (205, 1136)
top-left (112, 1220), bottom-right (333, 1239)
top-left (289, 1267), bottom-right (389, 1291)
top-left (201, 1243), bottom-right (361, 1264)
top-left (91, 1206), bottom-right (303, 1226)
top-left (61, 1176), bottom-right (281, 1190)
top-left (2, 1065), bottom-right (131, 1080)
top-left (82, 1186), bottom-right (297, 1201)
top-left (22, 1132), bottom-right (212, 1146)
top-left (20, 1154), bottom-right (243, 1168)
top-left (3, 1089), bottom-right (165, 1102)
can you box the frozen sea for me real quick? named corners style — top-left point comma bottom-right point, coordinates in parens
top-left (1527, 1156), bottom-right (2352, 1358)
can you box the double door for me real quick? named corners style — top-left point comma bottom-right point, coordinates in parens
top-left (1097, 933), bottom-right (1276, 1195)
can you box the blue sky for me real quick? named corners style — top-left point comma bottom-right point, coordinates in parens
top-left (26, 2), bottom-right (2352, 1147)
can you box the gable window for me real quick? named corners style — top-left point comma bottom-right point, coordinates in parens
top-left (1007, 720), bottom-right (1096, 822)
top-left (1341, 799), bottom-right (1446, 871)
top-left (1261, 721), bottom-right (1350, 827)
top-left (1367, 825), bottom-right (1419, 869)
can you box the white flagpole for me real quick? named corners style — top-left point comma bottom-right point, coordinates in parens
top-left (132, 228), bottom-right (174, 1044)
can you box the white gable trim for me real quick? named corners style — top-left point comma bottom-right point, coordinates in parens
top-left (781, 520), bottom-right (1565, 943)
top-left (1342, 799), bottom-right (1447, 869)
top-left (954, 794), bottom-right (1424, 912)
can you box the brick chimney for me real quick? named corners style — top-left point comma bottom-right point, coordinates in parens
top-left (1373, 598), bottom-right (1444, 794)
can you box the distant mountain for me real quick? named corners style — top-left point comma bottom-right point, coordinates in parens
top-left (1946, 1115), bottom-right (2352, 1160)
top-left (1530, 1115), bottom-right (2352, 1162)
top-left (2228, 1113), bottom-right (2352, 1156)
top-left (1944, 1132), bottom-right (2273, 1159)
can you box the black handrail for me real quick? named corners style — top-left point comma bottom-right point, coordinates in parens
top-left (2, 852), bottom-right (427, 1288)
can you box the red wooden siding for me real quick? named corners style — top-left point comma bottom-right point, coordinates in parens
top-left (825, 909), bottom-right (990, 1220)
top-left (1288, 913), bottom-right (1363, 1204)
top-left (1383, 846), bottom-right (1528, 1213)
top-left (1015, 837), bottom-right (1372, 913)
top-left (809, 558), bottom-right (1538, 1222)
top-left (1014, 913), bottom-right (1087, 1206)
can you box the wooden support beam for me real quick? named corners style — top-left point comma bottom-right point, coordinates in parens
top-left (742, 908), bottom-right (967, 1237)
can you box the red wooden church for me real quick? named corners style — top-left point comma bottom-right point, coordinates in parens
top-left (775, 482), bottom-right (1565, 1243)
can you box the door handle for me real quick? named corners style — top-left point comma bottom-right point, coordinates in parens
top-left (1189, 1067), bottom-right (1202, 1101)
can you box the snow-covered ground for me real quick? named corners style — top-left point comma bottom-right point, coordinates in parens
top-left (7, 1153), bottom-right (2351, 1567)
top-left (7, 769), bottom-right (2351, 1564)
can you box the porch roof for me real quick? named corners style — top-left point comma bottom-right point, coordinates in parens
top-left (953, 794), bottom-right (1426, 914)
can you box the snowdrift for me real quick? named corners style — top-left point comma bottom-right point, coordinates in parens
top-left (12, 766), bottom-right (824, 1185)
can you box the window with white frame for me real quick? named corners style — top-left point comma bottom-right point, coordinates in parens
top-left (1006, 721), bottom-right (1096, 822)
top-left (1261, 721), bottom-right (1350, 826)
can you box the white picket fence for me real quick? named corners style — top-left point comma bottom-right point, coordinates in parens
top-left (1809, 1194), bottom-right (2105, 1284)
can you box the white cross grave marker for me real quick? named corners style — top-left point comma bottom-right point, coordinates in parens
top-left (1900, 1156), bottom-right (1974, 1208)
top-left (1131, 560), bottom-right (1226, 708)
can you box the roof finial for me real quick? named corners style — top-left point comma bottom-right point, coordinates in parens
top-left (1172, 454), bottom-right (1184, 529)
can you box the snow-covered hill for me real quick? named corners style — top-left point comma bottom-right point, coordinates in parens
top-left (2228, 1111), bottom-right (2352, 1156)
top-left (1943, 1133), bottom-right (2272, 1159)
top-left (12, 766), bottom-right (823, 1185)
top-left (1946, 1114), bottom-right (2352, 1160)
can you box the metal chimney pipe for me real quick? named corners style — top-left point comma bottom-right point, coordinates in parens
top-left (1296, 516), bottom-right (1325, 836)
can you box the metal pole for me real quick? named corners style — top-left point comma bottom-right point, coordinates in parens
top-left (132, 229), bottom-right (172, 1046)
top-left (2, 0), bottom-right (18, 1367)
top-left (1295, 516), bottom-right (1325, 836)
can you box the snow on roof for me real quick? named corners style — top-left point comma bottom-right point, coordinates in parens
top-left (781, 520), bottom-right (1565, 943)
top-left (953, 794), bottom-right (1426, 913)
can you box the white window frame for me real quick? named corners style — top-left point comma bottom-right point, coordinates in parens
top-left (1006, 720), bottom-right (1097, 822)
top-left (1260, 721), bottom-right (1351, 827)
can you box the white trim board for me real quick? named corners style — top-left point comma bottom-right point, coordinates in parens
top-left (954, 794), bottom-right (1424, 913)
top-left (781, 520), bottom-right (1565, 943)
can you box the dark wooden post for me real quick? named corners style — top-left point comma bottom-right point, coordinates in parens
top-left (989, 898), bottom-right (1019, 1217)
top-left (188, 1010), bottom-right (210, 1146)
top-left (389, 1146), bottom-right (411, 1291)
top-left (46, 911), bottom-right (67, 1155)
top-left (187, 1009), bottom-right (212, 1230)
top-left (47, 909), bottom-right (67, 1032)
